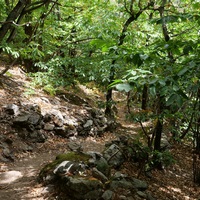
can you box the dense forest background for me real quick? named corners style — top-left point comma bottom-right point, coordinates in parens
top-left (0, 0), bottom-right (200, 185)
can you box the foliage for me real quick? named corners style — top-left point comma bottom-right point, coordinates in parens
top-left (0, 0), bottom-right (199, 177)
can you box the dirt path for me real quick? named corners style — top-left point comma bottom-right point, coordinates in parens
top-left (0, 134), bottom-right (113, 200)
top-left (0, 151), bottom-right (60, 200)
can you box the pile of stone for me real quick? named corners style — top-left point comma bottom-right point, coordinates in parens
top-left (3, 102), bottom-right (110, 143)
top-left (39, 142), bottom-right (156, 200)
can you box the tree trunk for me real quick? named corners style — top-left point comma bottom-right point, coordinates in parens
top-left (193, 89), bottom-right (200, 184)
top-left (141, 84), bottom-right (148, 110)
top-left (154, 118), bottom-right (163, 151)
top-left (0, 0), bottom-right (26, 43)
top-left (105, 61), bottom-right (115, 118)
top-left (104, 1), bottom-right (151, 117)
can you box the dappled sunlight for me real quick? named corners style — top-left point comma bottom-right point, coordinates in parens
top-left (0, 170), bottom-right (23, 184)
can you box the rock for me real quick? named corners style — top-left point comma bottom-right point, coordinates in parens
top-left (146, 193), bottom-right (156, 200)
top-left (103, 144), bottom-right (124, 168)
top-left (29, 130), bottom-right (46, 143)
top-left (63, 116), bottom-right (78, 127)
top-left (67, 141), bottom-right (83, 152)
top-left (43, 113), bottom-right (52, 123)
top-left (92, 167), bottom-right (108, 183)
top-left (65, 176), bottom-right (103, 199)
top-left (53, 161), bottom-right (86, 175)
top-left (54, 127), bottom-right (69, 137)
top-left (101, 190), bottom-right (114, 200)
top-left (44, 123), bottom-right (55, 131)
top-left (131, 178), bottom-right (148, 191)
top-left (161, 133), bottom-right (171, 150)
top-left (51, 109), bottom-right (64, 127)
top-left (110, 172), bottom-right (148, 194)
top-left (137, 191), bottom-right (147, 198)
top-left (13, 113), bottom-right (29, 125)
top-left (4, 104), bottom-right (19, 115)
top-left (83, 119), bottom-right (93, 128)
top-left (13, 112), bottom-right (41, 127)
top-left (87, 151), bottom-right (110, 177)
top-left (110, 179), bottom-right (135, 191)
top-left (28, 112), bottom-right (41, 125)
top-left (2, 147), bottom-right (15, 161)
top-left (27, 103), bottom-right (41, 113)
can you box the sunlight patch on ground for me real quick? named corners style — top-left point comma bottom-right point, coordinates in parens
top-left (0, 170), bottom-right (23, 184)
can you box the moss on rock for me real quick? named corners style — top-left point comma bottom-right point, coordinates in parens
top-left (38, 152), bottom-right (91, 181)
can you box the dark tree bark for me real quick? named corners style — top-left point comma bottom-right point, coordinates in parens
top-left (193, 89), bottom-right (200, 184)
top-left (141, 84), bottom-right (148, 110)
top-left (0, 0), bottom-right (27, 43)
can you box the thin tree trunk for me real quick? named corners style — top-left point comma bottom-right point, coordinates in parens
top-left (105, 1), bottom-right (152, 117)
top-left (141, 84), bottom-right (148, 110)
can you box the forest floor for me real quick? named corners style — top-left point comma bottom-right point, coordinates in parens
top-left (0, 64), bottom-right (200, 200)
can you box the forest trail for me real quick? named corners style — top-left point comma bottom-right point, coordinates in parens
top-left (0, 135), bottom-right (113, 200)
top-left (0, 66), bottom-right (200, 200)
top-left (0, 151), bottom-right (57, 200)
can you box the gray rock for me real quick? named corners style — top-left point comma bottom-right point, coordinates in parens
top-left (137, 191), bottom-right (147, 198)
top-left (110, 179), bottom-right (134, 191)
top-left (28, 112), bottom-right (41, 125)
top-left (5, 104), bottom-right (19, 115)
top-left (161, 133), bottom-right (171, 150)
top-left (13, 113), bottom-right (29, 124)
top-left (103, 144), bottom-right (124, 168)
top-left (113, 172), bottom-right (128, 180)
top-left (43, 113), bottom-right (52, 122)
top-left (65, 176), bottom-right (103, 199)
top-left (21, 143), bottom-right (33, 152)
top-left (67, 141), bottom-right (83, 152)
top-left (83, 189), bottom-right (103, 199)
top-left (13, 112), bottom-right (41, 126)
top-left (83, 119), bottom-right (93, 128)
top-left (51, 109), bottom-right (64, 127)
top-left (146, 193), bottom-right (156, 200)
top-left (87, 151), bottom-right (110, 176)
top-left (101, 190), bottom-right (114, 200)
top-left (110, 173), bottom-right (148, 195)
top-left (131, 178), bottom-right (148, 191)
top-left (44, 123), bottom-right (55, 131)
top-left (29, 130), bottom-right (46, 143)
top-left (2, 147), bottom-right (15, 161)
top-left (92, 167), bottom-right (108, 183)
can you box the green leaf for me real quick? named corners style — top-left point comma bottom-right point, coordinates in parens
top-left (177, 67), bottom-right (188, 76)
top-left (166, 94), bottom-right (176, 106)
top-left (176, 95), bottom-right (183, 107)
top-left (149, 78), bottom-right (158, 84)
top-left (115, 83), bottom-right (133, 92)
top-left (149, 86), bottom-right (156, 96)
top-left (159, 80), bottom-right (166, 86)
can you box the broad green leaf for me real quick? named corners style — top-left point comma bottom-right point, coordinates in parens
top-left (115, 83), bottom-right (133, 92)
top-left (149, 86), bottom-right (156, 96)
top-left (177, 67), bottom-right (188, 76)
top-left (166, 94), bottom-right (176, 106)
top-left (159, 80), bottom-right (166, 86)
top-left (149, 78), bottom-right (158, 84)
top-left (176, 95), bottom-right (183, 107)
